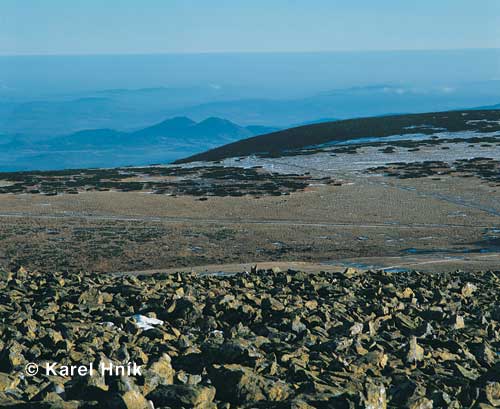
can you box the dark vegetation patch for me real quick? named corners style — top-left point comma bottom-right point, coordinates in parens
top-left (175, 109), bottom-right (500, 163)
top-left (330, 146), bottom-right (359, 155)
top-left (379, 146), bottom-right (396, 154)
top-left (0, 166), bottom-right (339, 197)
top-left (368, 157), bottom-right (500, 184)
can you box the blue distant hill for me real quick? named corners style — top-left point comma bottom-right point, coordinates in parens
top-left (0, 117), bottom-right (278, 171)
top-left (47, 116), bottom-right (277, 148)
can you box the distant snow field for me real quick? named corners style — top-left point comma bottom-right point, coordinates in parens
top-left (181, 130), bottom-right (500, 177)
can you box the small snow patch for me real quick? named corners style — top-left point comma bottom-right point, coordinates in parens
top-left (131, 314), bottom-right (164, 331)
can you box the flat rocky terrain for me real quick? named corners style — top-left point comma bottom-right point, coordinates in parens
top-left (1, 266), bottom-right (499, 408)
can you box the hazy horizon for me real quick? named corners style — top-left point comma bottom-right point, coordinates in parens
top-left (2, 0), bottom-right (498, 54)
top-left (2, 49), bottom-right (499, 99)
top-left (3, 46), bottom-right (499, 57)
top-left (1, 1), bottom-right (499, 171)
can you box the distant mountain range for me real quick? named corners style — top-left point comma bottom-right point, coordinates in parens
top-left (171, 83), bottom-right (500, 126)
top-left (0, 116), bottom-right (278, 171)
top-left (1, 105), bottom-right (500, 172)
top-left (3, 80), bottom-right (500, 138)
top-left (45, 116), bottom-right (277, 148)
top-left (0, 85), bottom-right (254, 137)
top-left (175, 109), bottom-right (500, 163)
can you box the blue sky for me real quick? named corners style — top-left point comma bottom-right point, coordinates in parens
top-left (1, 0), bottom-right (499, 55)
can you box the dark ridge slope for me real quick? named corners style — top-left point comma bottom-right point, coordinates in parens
top-left (175, 109), bottom-right (500, 163)
top-left (132, 116), bottom-right (196, 137)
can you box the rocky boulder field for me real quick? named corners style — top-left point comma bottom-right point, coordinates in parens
top-left (0, 266), bottom-right (499, 408)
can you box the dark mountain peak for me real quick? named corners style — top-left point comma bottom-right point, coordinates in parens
top-left (159, 116), bottom-right (196, 126)
top-left (197, 117), bottom-right (236, 126)
top-left (132, 116), bottom-right (196, 137)
top-left (38, 115), bottom-right (269, 156)
top-left (152, 116), bottom-right (196, 129)
top-left (195, 117), bottom-right (250, 137)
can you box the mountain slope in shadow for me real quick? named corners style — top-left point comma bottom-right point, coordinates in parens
top-left (175, 109), bottom-right (500, 163)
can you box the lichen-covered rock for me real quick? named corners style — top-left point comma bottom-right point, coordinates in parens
top-left (147, 384), bottom-right (215, 409)
top-left (407, 336), bottom-right (424, 364)
top-left (0, 373), bottom-right (19, 392)
top-left (408, 396), bottom-right (434, 409)
top-left (485, 382), bottom-right (500, 407)
top-left (362, 381), bottom-right (387, 409)
top-left (142, 353), bottom-right (174, 395)
top-left (209, 364), bottom-right (290, 403)
top-left (106, 390), bottom-right (151, 409)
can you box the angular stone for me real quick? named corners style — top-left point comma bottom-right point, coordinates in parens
top-left (453, 315), bottom-right (465, 330)
top-left (0, 373), bottom-right (20, 392)
top-left (349, 322), bottom-right (364, 336)
top-left (142, 353), bottom-right (174, 395)
top-left (485, 382), bottom-right (500, 407)
top-left (209, 364), bottom-right (290, 403)
top-left (408, 397), bottom-right (434, 409)
top-left (363, 381), bottom-right (386, 409)
top-left (147, 384), bottom-right (215, 409)
top-left (0, 270), bottom-right (12, 282)
top-left (407, 336), bottom-right (424, 364)
top-left (343, 267), bottom-right (360, 278)
top-left (461, 282), bottom-right (478, 297)
top-left (292, 317), bottom-right (307, 334)
top-left (107, 390), bottom-right (151, 409)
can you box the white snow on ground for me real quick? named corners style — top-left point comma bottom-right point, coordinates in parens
top-left (403, 125), bottom-right (447, 131)
top-left (466, 119), bottom-right (500, 126)
top-left (219, 142), bottom-right (500, 177)
top-left (131, 314), bottom-right (164, 330)
top-left (176, 130), bottom-right (500, 177)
